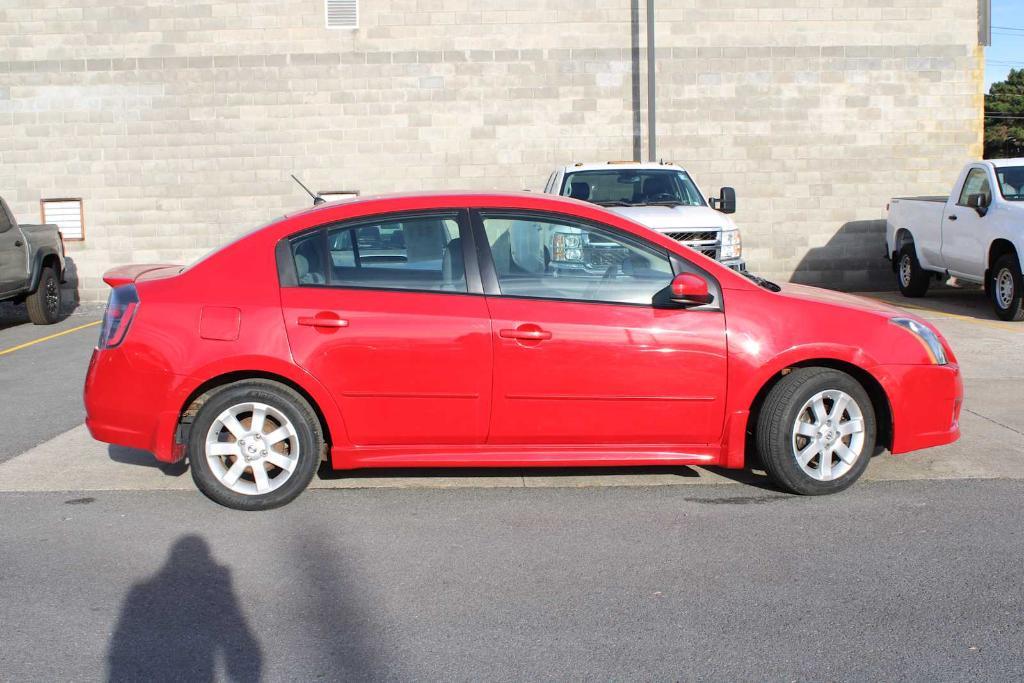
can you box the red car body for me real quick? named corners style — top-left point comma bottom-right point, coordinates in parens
top-left (85, 192), bottom-right (962, 476)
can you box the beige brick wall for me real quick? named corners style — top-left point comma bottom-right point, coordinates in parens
top-left (0, 0), bottom-right (983, 301)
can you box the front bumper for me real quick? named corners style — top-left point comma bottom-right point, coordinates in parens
top-left (876, 363), bottom-right (963, 454)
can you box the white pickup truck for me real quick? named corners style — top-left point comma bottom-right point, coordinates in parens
top-left (886, 159), bottom-right (1024, 320)
top-left (542, 162), bottom-right (745, 271)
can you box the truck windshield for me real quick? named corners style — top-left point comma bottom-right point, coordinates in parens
top-left (560, 170), bottom-right (706, 208)
top-left (995, 166), bottom-right (1024, 201)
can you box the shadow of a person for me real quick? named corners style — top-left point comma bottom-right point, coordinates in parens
top-left (107, 535), bottom-right (262, 683)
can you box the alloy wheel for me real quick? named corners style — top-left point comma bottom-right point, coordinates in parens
top-left (204, 401), bottom-right (300, 495)
top-left (791, 389), bottom-right (866, 481)
top-left (996, 268), bottom-right (1015, 309)
top-left (899, 255), bottom-right (913, 287)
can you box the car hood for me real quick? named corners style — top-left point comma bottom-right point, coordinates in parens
top-left (605, 205), bottom-right (736, 231)
top-left (775, 282), bottom-right (913, 318)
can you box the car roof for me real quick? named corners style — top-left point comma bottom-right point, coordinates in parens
top-left (560, 162), bottom-right (685, 173)
top-left (987, 158), bottom-right (1024, 168)
top-left (283, 190), bottom-right (592, 221)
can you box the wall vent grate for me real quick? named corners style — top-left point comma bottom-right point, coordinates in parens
top-left (325, 0), bottom-right (357, 29)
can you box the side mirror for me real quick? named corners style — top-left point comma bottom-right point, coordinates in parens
top-left (710, 187), bottom-right (736, 214)
top-left (966, 193), bottom-right (989, 216)
top-left (654, 273), bottom-right (713, 308)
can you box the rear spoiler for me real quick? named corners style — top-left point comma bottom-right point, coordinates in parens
top-left (102, 264), bottom-right (182, 288)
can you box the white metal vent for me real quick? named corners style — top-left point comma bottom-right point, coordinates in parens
top-left (41, 198), bottom-right (84, 241)
top-left (325, 0), bottom-right (357, 29)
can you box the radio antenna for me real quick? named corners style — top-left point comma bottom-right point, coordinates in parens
top-left (291, 174), bottom-right (325, 205)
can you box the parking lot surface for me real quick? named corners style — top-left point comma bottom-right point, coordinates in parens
top-left (0, 285), bottom-right (1022, 680)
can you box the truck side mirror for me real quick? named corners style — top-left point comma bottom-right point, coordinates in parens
top-left (710, 187), bottom-right (736, 214)
top-left (966, 193), bottom-right (989, 217)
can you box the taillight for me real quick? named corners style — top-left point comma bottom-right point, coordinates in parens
top-left (98, 284), bottom-right (140, 349)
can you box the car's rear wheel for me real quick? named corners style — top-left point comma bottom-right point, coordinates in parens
top-left (756, 367), bottom-right (876, 495)
top-left (26, 266), bottom-right (61, 325)
top-left (188, 380), bottom-right (323, 510)
top-left (990, 253), bottom-right (1024, 321)
top-left (896, 244), bottom-right (930, 298)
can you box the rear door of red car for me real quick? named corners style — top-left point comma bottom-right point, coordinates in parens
top-left (472, 209), bottom-right (727, 447)
top-left (279, 210), bottom-right (492, 446)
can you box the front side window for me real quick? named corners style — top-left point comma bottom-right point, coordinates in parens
top-left (958, 168), bottom-right (992, 206)
top-left (482, 213), bottom-right (673, 305)
top-left (995, 166), bottom-right (1024, 201)
top-left (290, 215), bottom-right (466, 292)
top-left (560, 170), bottom-right (705, 208)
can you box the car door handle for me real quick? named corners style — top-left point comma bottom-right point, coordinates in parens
top-left (14, 239), bottom-right (23, 247)
top-left (947, 215), bottom-right (958, 221)
top-left (499, 327), bottom-right (552, 341)
top-left (298, 316), bottom-right (349, 328)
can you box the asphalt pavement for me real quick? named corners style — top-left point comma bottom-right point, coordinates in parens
top-left (0, 284), bottom-right (1023, 681)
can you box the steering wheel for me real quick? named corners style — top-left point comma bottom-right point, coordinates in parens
top-left (648, 192), bottom-right (676, 202)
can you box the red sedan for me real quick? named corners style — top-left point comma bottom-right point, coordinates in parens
top-left (84, 192), bottom-right (962, 510)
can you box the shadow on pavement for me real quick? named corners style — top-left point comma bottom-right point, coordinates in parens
top-left (864, 282), bottom-right (1013, 324)
top-left (107, 445), bottom-right (188, 477)
top-left (107, 535), bottom-right (263, 682)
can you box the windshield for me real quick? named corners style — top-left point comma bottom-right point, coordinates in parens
top-left (995, 166), bottom-right (1024, 201)
top-left (560, 169), bottom-right (706, 208)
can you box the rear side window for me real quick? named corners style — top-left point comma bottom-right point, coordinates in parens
top-left (290, 215), bottom-right (466, 293)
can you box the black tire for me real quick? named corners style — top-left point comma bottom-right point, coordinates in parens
top-left (989, 253), bottom-right (1024, 322)
top-left (26, 266), bottom-right (61, 325)
top-left (188, 379), bottom-right (324, 510)
top-left (756, 368), bottom-right (876, 496)
top-left (896, 244), bottom-right (930, 298)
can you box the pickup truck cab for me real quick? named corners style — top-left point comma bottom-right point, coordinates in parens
top-left (0, 196), bottom-right (66, 324)
top-left (543, 162), bottom-right (745, 271)
top-left (886, 159), bottom-right (1024, 321)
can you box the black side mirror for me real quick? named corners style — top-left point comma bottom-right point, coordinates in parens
top-left (710, 187), bottom-right (736, 214)
top-left (966, 193), bottom-right (989, 217)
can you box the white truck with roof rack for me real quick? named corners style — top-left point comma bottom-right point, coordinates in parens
top-left (541, 161), bottom-right (745, 271)
top-left (886, 159), bottom-right (1024, 321)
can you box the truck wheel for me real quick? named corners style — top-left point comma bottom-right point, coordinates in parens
top-left (188, 379), bottom-right (323, 510)
top-left (990, 254), bottom-right (1024, 321)
top-left (896, 245), bottom-right (930, 298)
top-left (26, 266), bottom-right (61, 325)
top-left (756, 367), bottom-right (876, 496)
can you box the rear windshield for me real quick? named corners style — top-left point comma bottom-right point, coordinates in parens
top-left (560, 169), bottom-right (705, 208)
top-left (995, 166), bottom-right (1024, 201)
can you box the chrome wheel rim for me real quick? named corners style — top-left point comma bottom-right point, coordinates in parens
top-left (204, 402), bottom-right (300, 495)
top-left (45, 277), bottom-right (59, 316)
top-left (996, 268), bottom-right (1015, 309)
top-left (899, 255), bottom-right (913, 288)
top-left (791, 390), bottom-right (865, 481)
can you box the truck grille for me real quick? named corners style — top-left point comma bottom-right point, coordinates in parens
top-left (663, 229), bottom-right (720, 260)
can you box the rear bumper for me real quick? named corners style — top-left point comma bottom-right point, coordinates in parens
top-left (877, 363), bottom-right (963, 454)
top-left (84, 348), bottom-right (184, 462)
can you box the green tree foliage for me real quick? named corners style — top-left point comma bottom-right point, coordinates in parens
top-left (986, 69), bottom-right (1024, 159)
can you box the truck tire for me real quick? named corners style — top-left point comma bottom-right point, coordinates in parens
top-left (990, 253), bottom-right (1024, 321)
top-left (26, 266), bottom-right (61, 325)
top-left (756, 367), bottom-right (876, 496)
top-left (896, 244), bottom-right (930, 298)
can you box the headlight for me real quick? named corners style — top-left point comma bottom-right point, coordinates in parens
top-left (720, 229), bottom-right (742, 260)
top-left (890, 317), bottom-right (948, 365)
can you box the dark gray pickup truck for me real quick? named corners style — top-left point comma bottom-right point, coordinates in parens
top-left (0, 197), bottom-right (66, 324)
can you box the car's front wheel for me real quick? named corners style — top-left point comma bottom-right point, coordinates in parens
top-left (188, 379), bottom-right (324, 510)
top-left (990, 253), bottom-right (1024, 321)
top-left (756, 367), bottom-right (876, 495)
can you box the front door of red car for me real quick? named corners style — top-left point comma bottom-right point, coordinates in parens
top-left (280, 210), bottom-right (492, 446)
top-left (474, 211), bottom-right (727, 446)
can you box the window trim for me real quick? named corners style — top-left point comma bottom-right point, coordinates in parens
top-left (957, 167), bottom-right (992, 208)
top-left (470, 208), bottom-right (722, 311)
top-left (277, 209), bottom-right (483, 296)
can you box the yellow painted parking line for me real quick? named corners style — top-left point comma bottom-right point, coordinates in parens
top-left (0, 320), bottom-right (101, 357)
top-left (861, 296), bottom-right (1021, 333)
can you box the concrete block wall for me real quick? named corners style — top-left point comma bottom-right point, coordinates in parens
top-left (0, 0), bottom-right (983, 301)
